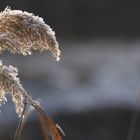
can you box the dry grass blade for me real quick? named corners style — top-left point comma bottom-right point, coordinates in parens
top-left (39, 113), bottom-right (50, 140)
top-left (31, 102), bottom-right (63, 140)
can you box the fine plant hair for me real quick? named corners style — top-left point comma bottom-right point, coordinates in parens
top-left (0, 7), bottom-right (63, 140)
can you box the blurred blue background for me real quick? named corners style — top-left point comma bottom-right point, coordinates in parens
top-left (0, 0), bottom-right (140, 140)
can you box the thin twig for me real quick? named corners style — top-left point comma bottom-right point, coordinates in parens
top-left (14, 103), bottom-right (27, 140)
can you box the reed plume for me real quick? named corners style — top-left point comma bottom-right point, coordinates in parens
top-left (0, 60), bottom-right (31, 117)
top-left (0, 7), bottom-right (63, 140)
top-left (0, 7), bottom-right (60, 61)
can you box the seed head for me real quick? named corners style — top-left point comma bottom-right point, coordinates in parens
top-left (0, 60), bottom-right (31, 117)
top-left (0, 7), bottom-right (60, 61)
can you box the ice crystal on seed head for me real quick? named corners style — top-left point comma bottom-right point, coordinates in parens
top-left (0, 60), bottom-right (31, 117)
top-left (0, 7), bottom-right (60, 61)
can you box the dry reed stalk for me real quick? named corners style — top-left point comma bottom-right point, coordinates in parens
top-left (0, 7), bottom-right (63, 140)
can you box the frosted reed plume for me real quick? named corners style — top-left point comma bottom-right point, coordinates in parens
top-left (0, 60), bottom-right (31, 117)
top-left (0, 7), bottom-right (61, 117)
top-left (0, 7), bottom-right (60, 61)
top-left (0, 7), bottom-right (63, 140)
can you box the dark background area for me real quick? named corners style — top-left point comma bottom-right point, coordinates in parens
top-left (1, 0), bottom-right (140, 39)
top-left (0, 0), bottom-right (140, 140)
